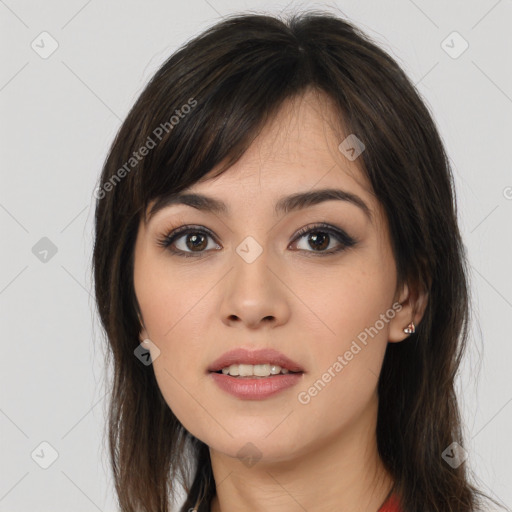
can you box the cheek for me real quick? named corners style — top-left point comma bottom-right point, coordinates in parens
top-left (293, 257), bottom-right (396, 351)
top-left (135, 255), bottom-right (210, 345)
top-left (134, 256), bottom-right (217, 428)
top-left (292, 260), bottom-right (395, 413)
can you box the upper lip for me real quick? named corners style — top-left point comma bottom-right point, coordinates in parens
top-left (208, 348), bottom-right (304, 373)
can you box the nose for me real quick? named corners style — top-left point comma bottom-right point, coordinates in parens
top-left (219, 247), bottom-right (291, 330)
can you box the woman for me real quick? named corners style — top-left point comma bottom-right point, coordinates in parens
top-left (93, 10), bottom-right (498, 512)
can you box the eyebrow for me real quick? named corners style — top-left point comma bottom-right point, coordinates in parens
top-left (146, 188), bottom-right (373, 224)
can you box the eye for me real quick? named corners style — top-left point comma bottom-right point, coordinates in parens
top-left (156, 225), bottom-right (220, 258)
top-left (157, 222), bottom-right (357, 258)
top-left (289, 223), bottom-right (357, 255)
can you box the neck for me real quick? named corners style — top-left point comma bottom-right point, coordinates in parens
top-left (208, 394), bottom-right (394, 512)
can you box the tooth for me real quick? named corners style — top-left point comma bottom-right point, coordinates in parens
top-left (238, 364), bottom-right (253, 377)
top-left (254, 364), bottom-right (271, 377)
top-left (270, 365), bottom-right (281, 375)
top-left (229, 364), bottom-right (240, 376)
top-left (217, 363), bottom-right (296, 377)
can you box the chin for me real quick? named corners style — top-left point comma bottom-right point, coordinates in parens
top-left (201, 427), bottom-right (305, 463)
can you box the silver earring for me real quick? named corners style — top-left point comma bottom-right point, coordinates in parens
top-left (403, 322), bottom-right (415, 334)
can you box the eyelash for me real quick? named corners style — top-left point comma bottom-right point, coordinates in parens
top-left (156, 222), bottom-right (358, 258)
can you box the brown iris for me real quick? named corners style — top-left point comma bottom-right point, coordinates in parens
top-left (186, 233), bottom-right (208, 251)
top-left (307, 232), bottom-right (329, 251)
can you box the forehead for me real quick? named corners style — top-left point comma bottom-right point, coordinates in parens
top-left (146, 89), bottom-right (377, 223)
top-left (223, 89), bottom-right (367, 183)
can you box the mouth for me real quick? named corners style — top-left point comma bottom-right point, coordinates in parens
top-left (208, 352), bottom-right (305, 400)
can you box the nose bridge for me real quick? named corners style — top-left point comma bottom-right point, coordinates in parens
top-left (231, 234), bottom-right (273, 298)
top-left (220, 233), bottom-right (290, 327)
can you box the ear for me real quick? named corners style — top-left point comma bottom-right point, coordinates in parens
top-left (388, 281), bottom-right (429, 343)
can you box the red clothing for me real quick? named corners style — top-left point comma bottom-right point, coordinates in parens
top-left (379, 493), bottom-right (401, 512)
top-left (200, 492), bottom-right (402, 512)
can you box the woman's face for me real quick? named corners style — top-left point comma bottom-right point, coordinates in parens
top-left (133, 90), bottom-right (415, 464)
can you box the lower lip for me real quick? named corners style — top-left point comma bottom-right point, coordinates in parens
top-left (209, 372), bottom-right (304, 400)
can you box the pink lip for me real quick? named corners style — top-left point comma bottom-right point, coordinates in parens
top-left (208, 348), bottom-right (304, 400)
top-left (207, 348), bottom-right (304, 373)
top-left (210, 372), bottom-right (304, 400)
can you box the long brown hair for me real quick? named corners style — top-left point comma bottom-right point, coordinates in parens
top-left (93, 10), bottom-right (499, 512)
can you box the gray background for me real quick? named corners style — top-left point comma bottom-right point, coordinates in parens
top-left (1, 1), bottom-right (511, 510)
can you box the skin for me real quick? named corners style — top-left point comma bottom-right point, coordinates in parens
top-left (133, 88), bottom-right (428, 512)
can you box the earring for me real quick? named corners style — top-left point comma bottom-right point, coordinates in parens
top-left (403, 322), bottom-right (415, 334)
